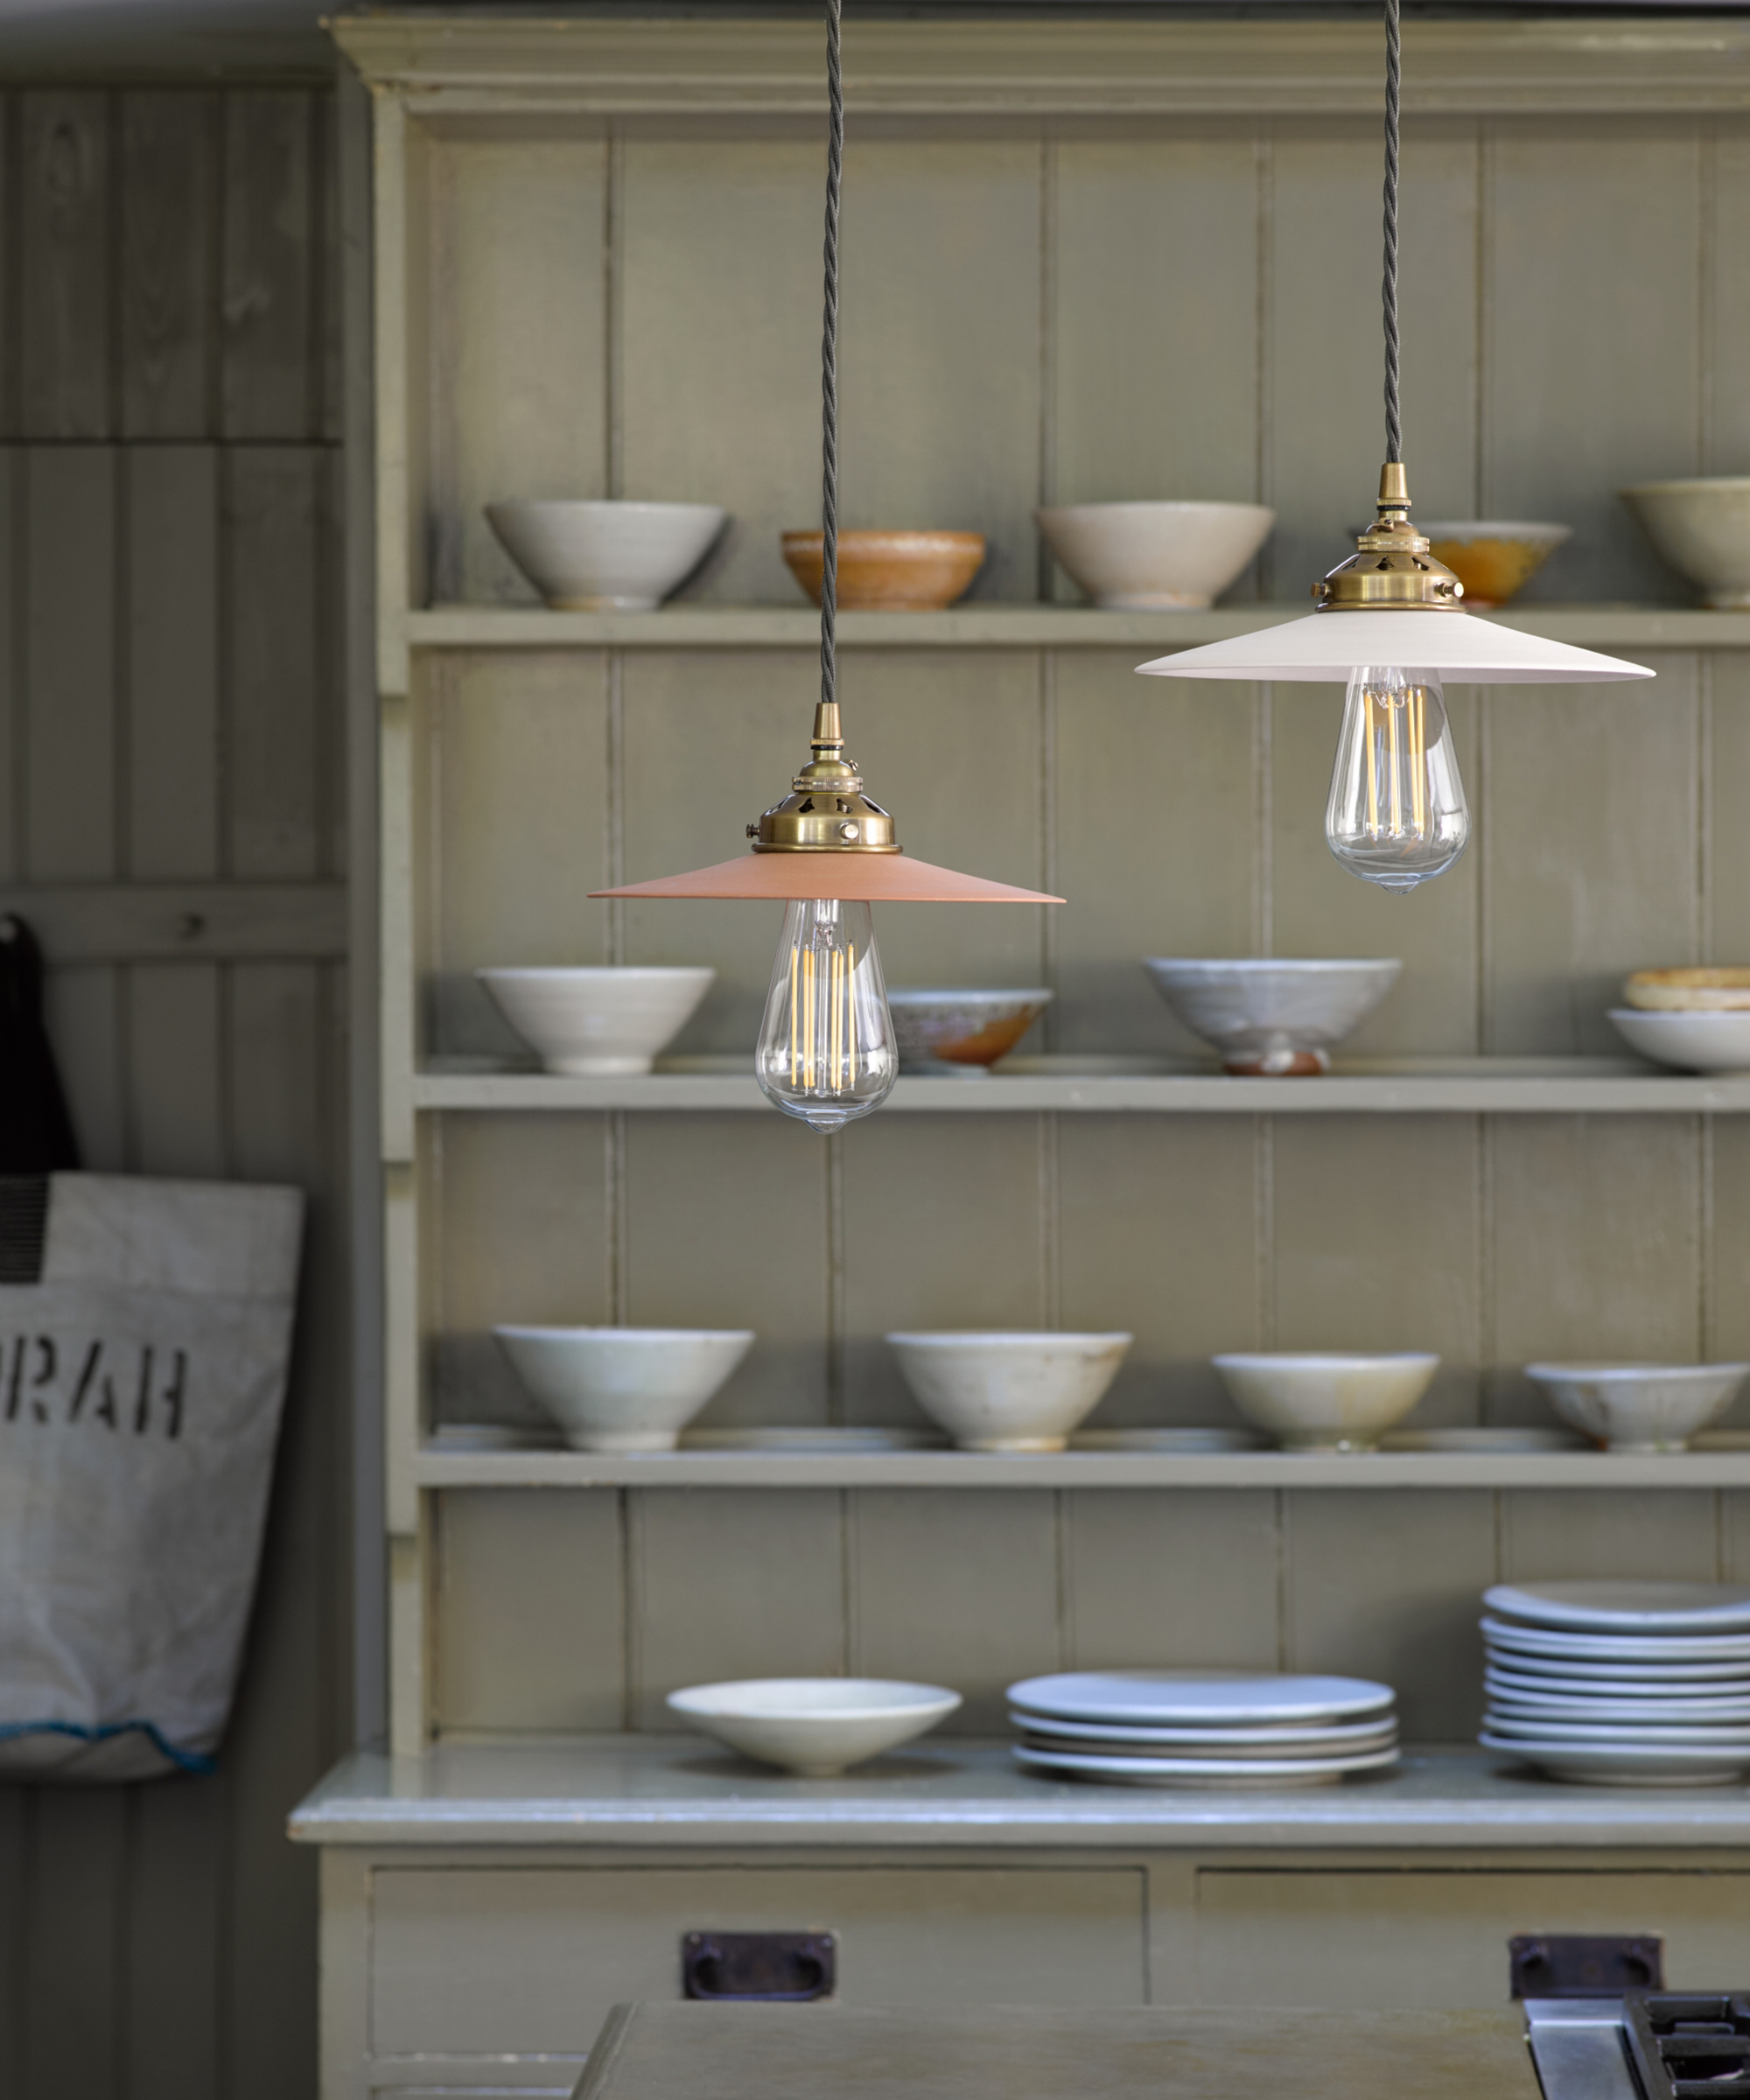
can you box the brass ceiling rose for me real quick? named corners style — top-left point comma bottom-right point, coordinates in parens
top-left (1313, 461), bottom-right (1466, 612)
top-left (748, 701), bottom-right (900, 853)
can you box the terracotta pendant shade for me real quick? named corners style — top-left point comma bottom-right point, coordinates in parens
top-left (592, 854), bottom-right (1063, 905)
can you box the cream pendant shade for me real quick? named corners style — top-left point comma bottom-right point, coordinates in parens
top-left (1137, 609), bottom-right (1654, 686)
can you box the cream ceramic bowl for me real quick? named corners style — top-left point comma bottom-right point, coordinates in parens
top-left (1144, 958), bottom-right (1401, 1075)
top-left (1608, 1007), bottom-right (1750, 1074)
top-left (886, 1331), bottom-right (1132, 1452)
top-left (1212, 1353), bottom-right (1440, 1452)
top-left (1035, 501), bottom-right (1275, 610)
top-left (1525, 1362), bottom-right (1750, 1453)
top-left (1621, 480), bottom-right (1750, 607)
top-left (666, 1677), bottom-right (962, 1776)
top-left (887, 989), bottom-right (1054, 1074)
top-left (494, 1326), bottom-right (754, 1451)
top-left (485, 499), bottom-right (726, 611)
top-left (478, 966), bottom-right (714, 1075)
top-left (1413, 522), bottom-right (1571, 609)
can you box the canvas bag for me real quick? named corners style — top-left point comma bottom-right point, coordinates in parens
top-left (0, 1171), bottom-right (303, 1781)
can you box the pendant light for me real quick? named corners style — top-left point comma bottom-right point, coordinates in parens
top-left (1135, 0), bottom-right (1655, 894)
top-left (592, 0), bottom-right (1061, 1130)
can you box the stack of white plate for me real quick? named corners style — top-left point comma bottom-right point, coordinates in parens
top-left (1480, 1580), bottom-right (1750, 1786)
top-left (1006, 1670), bottom-right (1399, 1788)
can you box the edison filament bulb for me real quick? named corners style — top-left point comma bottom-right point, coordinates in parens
top-left (1325, 665), bottom-right (1469, 892)
top-left (755, 899), bottom-right (896, 1130)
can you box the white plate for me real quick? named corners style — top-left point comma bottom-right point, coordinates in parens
top-left (1484, 1580), bottom-right (1750, 1634)
top-left (679, 1426), bottom-right (943, 1451)
top-left (1018, 1732), bottom-right (1396, 1763)
top-left (1379, 1427), bottom-right (1586, 1453)
top-left (1005, 1670), bottom-right (1396, 1727)
top-left (1482, 1616), bottom-right (1750, 1663)
top-left (1484, 1713), bottom-right (1750, 1746)
top-left (1482, 1642), bottom-right (1750, 1684)
top-left (1068, 1427), bottom-right (1264, 1452)
top-left (1013, 1744), bottom-right (1400, 1788)
top-left (1485, 1663), bottom-right (1750, 1702)
top-left (1007, 1712), bottom-right (1396, 1749)
top-left (1486, 1688), bottom-right (1750, 1721)
top-left (1479, 1732), bottom-right (1750, 1785)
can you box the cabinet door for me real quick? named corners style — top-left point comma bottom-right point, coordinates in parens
top-left (1190, 1869), bottom-right (1750, 2007)
top-left (371, 1865), bottom-right (1148, 2057)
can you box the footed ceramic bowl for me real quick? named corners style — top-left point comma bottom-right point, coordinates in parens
top-left (1414, 522), bottom-right (1571, 609)
top-left (485, 500), bottom-right (726, 611)
top-left (1213, 1353), bottom-right (1440, 1452)
top-left (886, 1332), bottom-right (1132, 1452)
top-left (887, 989), bottom-right (1054, 1074)
top-left (781, 530), bottom-right (985, 611)
top-left (478, 966), bottom-right (713, 1075)
top-left (1609, 1007), bottom-right (1750, 1074)
top-left (1622, 480), bottom-right (1750, 607)
top-left (1144, 958), bottom-right (1401, 1075)
top-left (667, 1678), bottom-right (962, 1777)
top-left (1035, 501), bottom-right (1275, 610)
top-left (1525, 1362), bottom-right (1750, 1453)
top-left (494, 1326), bottom-right (754, 1451)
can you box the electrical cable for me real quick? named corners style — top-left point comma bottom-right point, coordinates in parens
top-left (820, 0), bottom-right (844, 711)
top-left (1382, 0), bottom-right (1402, 464)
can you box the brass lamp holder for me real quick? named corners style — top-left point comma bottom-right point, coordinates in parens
top-left (1313, 462), bottom-right (1465, 612)
top-left (747, 701), bottom-right (900, 853)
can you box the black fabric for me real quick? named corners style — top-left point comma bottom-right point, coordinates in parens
top-left (0, 1174), bottom-right (50, 1283)
top-left (0, 915), bottom-right (80, 1177)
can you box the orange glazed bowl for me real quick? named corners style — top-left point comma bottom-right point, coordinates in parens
top-left (781, 528), bottom-right (985, 611)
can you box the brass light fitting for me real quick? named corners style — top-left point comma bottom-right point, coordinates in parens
top-left (747, 700), bottom-right (900, 854)
top-left (1313, 462), bottom-right (1466, 612)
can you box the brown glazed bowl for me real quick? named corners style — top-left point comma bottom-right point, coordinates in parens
top-left (781, 529), bottom-right (986, 611)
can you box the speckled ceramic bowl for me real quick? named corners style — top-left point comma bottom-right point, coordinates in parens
top-left (781, 530), bottom-right (985, 611)
top-left (887, 989), bottom-right (1054, 1074)
top-left (1143, 958), bottom-right (1401, 1075)
top-left (1212, 1352), bottom-right (1440, 1452)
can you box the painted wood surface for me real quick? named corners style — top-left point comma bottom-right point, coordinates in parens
top-left (0, 83), bottom-right (347, 2100)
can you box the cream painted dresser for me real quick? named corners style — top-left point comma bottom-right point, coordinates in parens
top-left (311, 11), bottom-right (1750, 2098)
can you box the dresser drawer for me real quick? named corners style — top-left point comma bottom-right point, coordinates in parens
top-left (369, 1865), bottom-right (1147, 2055)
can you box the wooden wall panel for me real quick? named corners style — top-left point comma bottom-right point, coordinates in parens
top-left (1063, 1489), bottom-right (1280, 1670)
top-left (120, 92), bottom-right (217, 439)
top-left (25, 445), bottom-right (116, 881)
top-left (127, 445), bottom-right (220, 878)
top-left (20, 94), bottom-right (110, 441)
top-left (221, 90), bottom-right (324, 441)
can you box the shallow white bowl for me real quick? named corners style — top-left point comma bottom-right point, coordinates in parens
top-left (1036, 501), bottom-right (1274, 610)
top-left (478, 966), bottom-right (714, 1075)
top-left (1212, 1353), bottom-right (1440, 1452)
top-left (1621, 479), bottom-right (1750, 608)
top-left (1144, 958), bottom-right (1401, 1075)
top-left (1609, 1006), bottom-right (1750, 1074)
top-left (485, 499), bottom-right (726, 611)
top-left (886, 989), bottom-right (1054, 1074)
top-left (886, 1332), bottom-right (1131, 1452)
top-left (1525, 1361), bottom-right (1750, 1452)
top-left (494, 1326), bottom-right (754, 1451)
top-left (666, 1677), bottom-right (961, 1776)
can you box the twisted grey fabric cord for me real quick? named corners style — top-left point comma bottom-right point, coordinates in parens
top-left (819, 0), bottom-right (844, 711)
top-left (1382, 0), bottom-right (1402, 463)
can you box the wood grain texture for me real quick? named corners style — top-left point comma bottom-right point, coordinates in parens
top-left (24, 445), bottom-right (116, 881)
top-left (20, 93), bottom-right (110, 440)
top-left (120, 92), bottom-right (216, 439)
top-left (222, 90), bottom-right (319, 440)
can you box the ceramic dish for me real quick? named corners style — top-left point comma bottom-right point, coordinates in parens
top-left (1143, 957), bottom-right (1401, 1076)
top-left (1067, 1427), bottom-right (1265, 1452)
top-left (1483, 1646), bottom-right (1750, 1683)
top-left (886, 1331), bottom-right (1131, 1452)
top-left (1013, 1744), bottom-right (1400, 1787)
top-left (485, 499), bottom-right (726, 610)
top-left (1610, 1006), bottom-right (1750, 1073)
top-left (678, 1426), bottom-right (944, 1452)
top-left (886, 988), bottom-right (1054, 1074)
top-left (1484, 1710), bottom-right (1750, 1741)
top-left (1484, 1671), bottom-right (1750, 1714)
top-left (1480, 1617), bottom-right (1750, 1664)
top-left (1625, 966), bottom-right (1750, 1012)
top-left (781, 529), bottom-right (984, 610)
top-left (1006, 1670), bottom-right (1395, 1727)
top-left (1410, 522), bottom-right (1571, 609)
top-left (1620, 479), bottom-right (1750, 607)
top-left (1379, 1426), bottom-right (1585, 1453)
top-left (1484, 1580), bottom-right (1750, 1634)
top-left (494, 1326), bottom-right (754, 1451)
top-left (1525, 1360), bottom-right (1750, 1452)
top-left (666, 1678), bottom-right (962, 1776)
top-left (1017, 1732), bottom-right (1396, 1764)
top-left (1034, 501), bottom-right (1275, 610)
top-left (478, 965), bottom-right (714, 1076)
top-left (1480, 1732), bottom-right (1750, 1785)
top-left (1485, 1692), bottom-right (1750, 1726)
top-left (1211, 1352), bottom-right (1439, 1452)
top-left (1011, 1713), bottom-right (1396, 1750)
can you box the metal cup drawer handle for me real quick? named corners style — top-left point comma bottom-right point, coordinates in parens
top-left (682, 1931), bottom-right (836, 2002)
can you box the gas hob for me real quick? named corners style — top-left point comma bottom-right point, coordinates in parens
top-left (1528, 1994), bottom-right (1750, 2100)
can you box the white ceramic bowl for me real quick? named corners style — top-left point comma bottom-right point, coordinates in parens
top-left (1144, 958), bottom-right (1402, 1075)
top-left (1609, 1007), bottom-right (1750, 1074)
top-left (886, 989), bottom-right (1054, 1074)
top-left (1212, 1353), bottom-right (1440, 1452)
top-left (494, 1326), bottom-right (754, 1451)
top-left (886, 1332), bottom-right (1132, 1452)
top-left (485, 499), bottom-right (726, 611)
top-left (478, 966), bottom-right (714, 1075)
top-left (666, 1677), bottom-right (962, 1776)
top-left (1525, 1362), bottom-right (1750, 1453)
top-left (1621, 480), bottom-right (1750, 608)
top-left (1036, 501), bottom-right (1275, 610)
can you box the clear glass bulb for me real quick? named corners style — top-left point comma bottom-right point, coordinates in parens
top-left (1325, 665), bottom-right (1470, 892)
top-left (755, 899), bottom-right (896, 1131)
